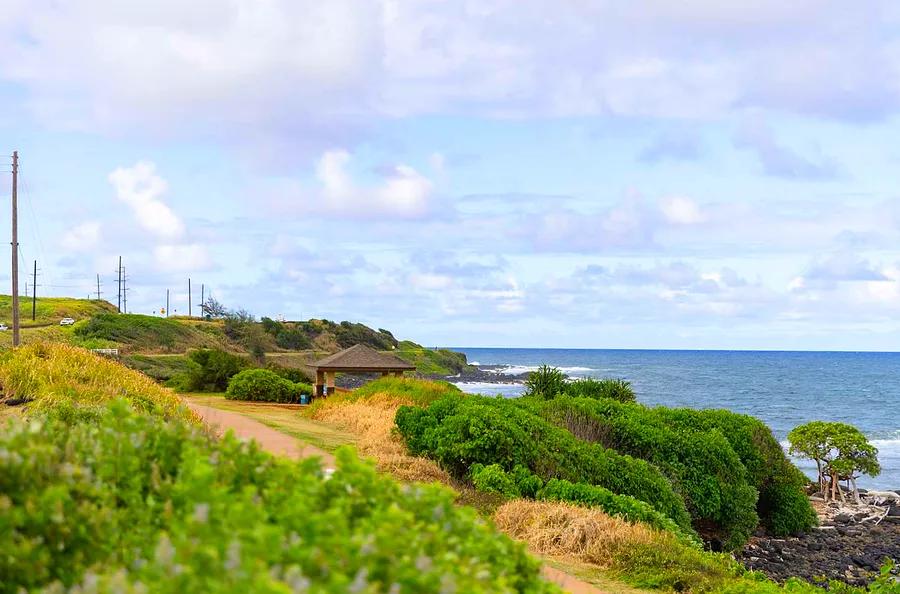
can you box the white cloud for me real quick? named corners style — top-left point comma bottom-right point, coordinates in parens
top-left (299, 149), bottom-right (434, 219)
top-left (659, 196), bottom-right (705, 224)
top-left (60, 221), bottom-right (101, 251)
top-left (4, 0), bottom-right (900, 149)
top-left (108, 161), bottom-right (185, 238)
top-left (153, 244), bottom-right (212, 272)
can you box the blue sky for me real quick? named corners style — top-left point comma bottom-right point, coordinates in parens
top-left (2, 1), bottom-right (900, 350)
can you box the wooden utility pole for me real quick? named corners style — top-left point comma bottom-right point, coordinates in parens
top-left (188, 278), bottom-right (192, 318)
top-left (11, 151), bottom-right (20, 346)
top-left (31, 260), bottom-right (37, 321)
top-left (96, 274), bottom-right (102, 300)
top-left (117, 256), bottom-right (122, 313)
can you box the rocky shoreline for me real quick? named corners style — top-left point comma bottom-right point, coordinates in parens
top-left (739, 493), bottom-right (900, 586)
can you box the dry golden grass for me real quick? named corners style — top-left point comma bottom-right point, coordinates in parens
top-left (0, 342), bottom-right (199, 424)
top-left (307, 391), bottom-right (451, 484)
top-left (494, 500), bottom-right (660, 570)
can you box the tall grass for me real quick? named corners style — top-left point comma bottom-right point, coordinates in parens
top-left (494, 500), bottom-right (741, 592)
top-left (0, 343), bottom-right (197, 423)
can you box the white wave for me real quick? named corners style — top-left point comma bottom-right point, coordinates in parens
top-left (452, 381), bottom-right (524, 397)
top-left (491, 365), bottom-right (595, 376)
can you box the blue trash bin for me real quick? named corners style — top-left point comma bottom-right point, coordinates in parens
top-left (300, 394), bottom-right (310, 405)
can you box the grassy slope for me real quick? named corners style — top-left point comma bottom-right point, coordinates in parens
top-left (0, 296), bottom-right (116, 327)
top-left (393, 340), bottom-right (470, 375)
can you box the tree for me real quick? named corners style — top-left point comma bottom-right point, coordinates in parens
top-left (788, 421), bottom-right (880, 504)
top-left (201, 297), bottom-right (228, 319)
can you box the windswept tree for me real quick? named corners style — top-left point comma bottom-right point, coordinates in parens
top-left (788, 421), bottom-right (880, 504)
top-left (201, 296), bottom-right (228, 319)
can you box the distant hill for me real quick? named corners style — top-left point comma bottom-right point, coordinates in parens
top-left (0, 296), bottom-right (470, 377)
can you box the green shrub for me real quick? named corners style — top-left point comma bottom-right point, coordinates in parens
top-left (0, 402), bottom-right (558, 593)
top-left (275, 327), bottom-right (312, 349)
top-left (470, 463), bottom-right (521, 497)
top-left (536, 395), bottom-right (760, 549)
top-left (523, 365), bottom-right (567, 399)
top-left (564, 377), bottom-right (636, 402)
top-left (225, 369), bottom-right (311, 403)
top-left (395, 395), bottom-right (693, 532)
top-left (174, 348), bottom-right (248, 392)
top-left (656, 407), bottom-right (817, 537)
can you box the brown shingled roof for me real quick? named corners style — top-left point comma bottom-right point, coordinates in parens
top-left (312, 344), bottom-right (416, 372)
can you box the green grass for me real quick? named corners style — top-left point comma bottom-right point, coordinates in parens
top-left (0, 295), bottom-right (116, 328)
top-left (121, 354), bottom-right (192, 382)
top-left (74, 313), bottom-right (228, 353)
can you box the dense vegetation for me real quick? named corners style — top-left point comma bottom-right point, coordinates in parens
top-left (225, 368), bottom-right (313, 403)
top-left (533, 395), bottom-right (816, 547)
top-left (0, 401), bottom-right (557, 593)
top-left (395, 393), bottom-right (695, 533)
top-left (394, 372), bottom-right (816, 550)
top-left (74, 313), bottom-right (221, 352)
top-left (174, 348), bottom-right (249, 392)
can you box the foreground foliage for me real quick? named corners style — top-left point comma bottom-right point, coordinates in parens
top-left (0, 342), bottom-right (196, 423)
top-left (0, 402), bottom-right (558, 594)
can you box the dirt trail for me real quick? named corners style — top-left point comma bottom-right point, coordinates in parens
top-left (186, 400), bottom-right (605, 594)
top-left (187, 402), bottom-right (336, 468)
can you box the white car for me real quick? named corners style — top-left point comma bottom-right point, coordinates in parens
top-left (60, 317), bottom-right (76, 326)
top-left (0, 324), bottom-right (7, 331)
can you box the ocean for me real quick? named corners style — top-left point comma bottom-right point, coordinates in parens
top-left (450, 348), bottom-right (900, 490)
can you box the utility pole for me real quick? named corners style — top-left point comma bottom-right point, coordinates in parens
top-left (11, 151), bottom-right (19, 346)
top-left (117, 256), bottom-right (122, 313)
top-left (31, 260), bottom-right (37, 321)
top-left (200, 283), bottom-right (205, 316)
top-left (188, 278), bottom-right (192, 318)
top-left (166, 289), bottom-right (170, 318)
top-left (96, 274), bottom-right (102, 300)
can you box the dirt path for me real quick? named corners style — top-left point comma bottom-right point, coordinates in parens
top-left (187, 402), bottom-right (336, 468)
top-left (186, 400), bottom-right (604, 593)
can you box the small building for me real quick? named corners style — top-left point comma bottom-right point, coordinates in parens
top-left (312, 344), bottom-right (415, 397)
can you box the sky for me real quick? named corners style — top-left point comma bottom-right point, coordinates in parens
top-left (2, 1), bottom-right (900, 350)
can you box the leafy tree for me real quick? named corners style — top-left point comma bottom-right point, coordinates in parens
top-left (178, 348), bottom-right (248, 392)
top-left (523, 365), bottom-right (568, 399)
top-left (788, 421), bottom-right (880, 503)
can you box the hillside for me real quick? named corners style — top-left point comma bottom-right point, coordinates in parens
top-left (0, 295), bottom-right (116, 328)
top-left (0, 295), bottom-right (470, 376)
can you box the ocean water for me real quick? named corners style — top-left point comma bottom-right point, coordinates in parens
top-left (451, 348), bottom-right (900, 490)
